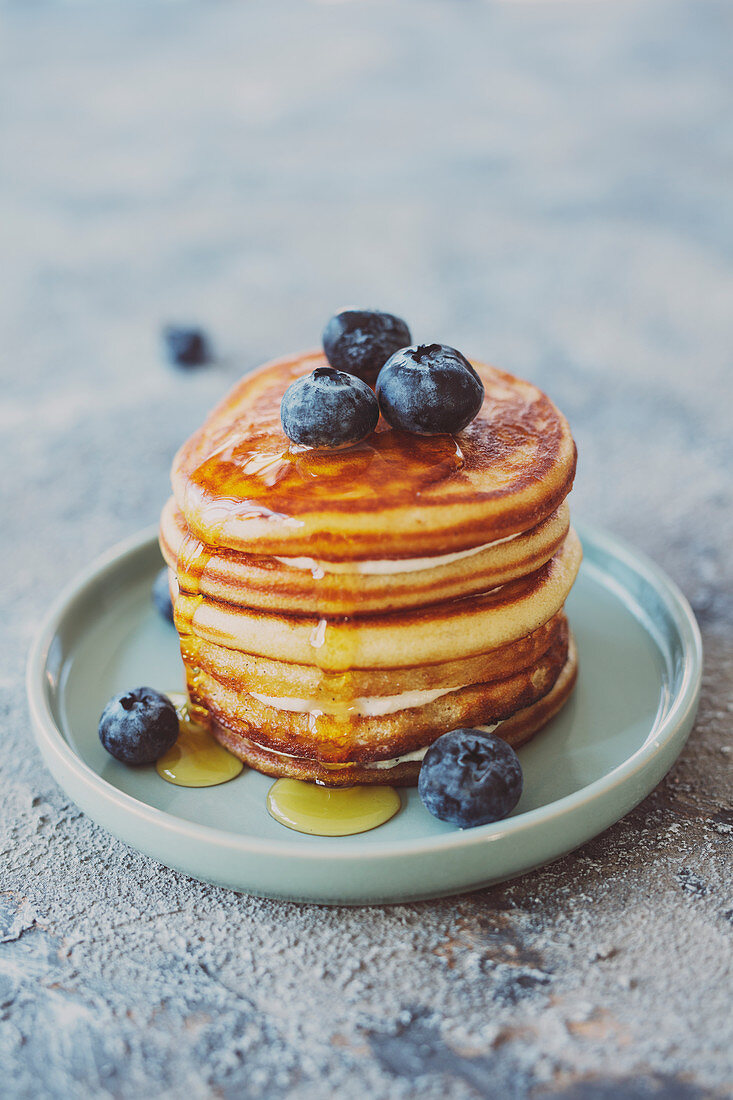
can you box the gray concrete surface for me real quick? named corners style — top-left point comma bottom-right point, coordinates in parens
top-left (1, 1), bottom-right (731, 1096)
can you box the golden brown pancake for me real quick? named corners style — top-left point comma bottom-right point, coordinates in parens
top-left (176, 609), bottom-right (568, 697)
top-left (160, 496), bottom-right (570, 615)
top-left (173, 528), bottom-right (581, 669)
top-left (187, 619), bottom-right (570, 762)
top-left (171, 350), bottom-right (577, 560)
top-left (209, 635), bottom-right (578, 786)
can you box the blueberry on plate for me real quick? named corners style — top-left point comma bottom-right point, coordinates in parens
top-left (418, 728), bottom-right (523, 828)
top-left (376, 343), bottom-right (484, 435)
top-left (152, 566), bottom-right (174, 624)
top-left (98, 687), bottom-right (179, 765)
top-left (162, 325), bottom-right (212, 368)
top-left (322, 309), bottom-right (411, 387)
top-left (280, 366), bottom-right (380, 448)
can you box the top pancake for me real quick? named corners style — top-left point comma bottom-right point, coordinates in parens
top-left (171, 350), bottom-right (577, 560)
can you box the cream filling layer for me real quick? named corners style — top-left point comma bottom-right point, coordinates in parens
top-left (274, 531), bottom-right (520, 576)
top-left (252, 722), bottom-right (502, 771)
top-left (250, 684), bottom-right (468, 718)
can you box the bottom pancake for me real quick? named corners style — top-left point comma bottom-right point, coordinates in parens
top-left (209, 634), bottom-right (578, 787)
top-left (187, 617), bottom-right (570, 762)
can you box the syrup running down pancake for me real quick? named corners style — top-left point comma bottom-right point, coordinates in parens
top-left (162, 350), bottom-right (581, 786)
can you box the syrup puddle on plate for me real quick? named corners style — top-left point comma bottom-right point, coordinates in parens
top-left (267, 777), bottom-right (401, 836)
top-left (158, 694), bottom-right (401, 836)
top-left (157, 692), bottom-right (243, 787)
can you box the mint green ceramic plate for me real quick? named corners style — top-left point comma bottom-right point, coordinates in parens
top-left (27, 523), bottom-right (701, 905)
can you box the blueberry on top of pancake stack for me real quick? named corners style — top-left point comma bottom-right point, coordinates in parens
top-left (160, 311), bottom-right (581, 787)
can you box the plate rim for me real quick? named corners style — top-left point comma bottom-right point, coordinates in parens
top-left (26, 521), bottom-right (702, 863)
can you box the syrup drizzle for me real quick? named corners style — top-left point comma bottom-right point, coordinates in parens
top-left (156, 692), bottom-right (243, 787)
top-left (171, 419), bottom-right (455, 828)
top-left (188, 429), bottom-right (465, 520)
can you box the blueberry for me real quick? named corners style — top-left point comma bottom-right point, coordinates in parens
top-left (280, 366), bottom-right (380, 448)
top-left (152, 567), bottom-right (174, 624)
top-left (163, 325), bottom-right (212, 368)
top-left (418, 728), bottom-right (523, 828)
top-left (98, 687), bottom-right (179, 765)
top-left (376, 343), bottom-right (484, 434)
top-left (322, 309), bottom-right (411, 387)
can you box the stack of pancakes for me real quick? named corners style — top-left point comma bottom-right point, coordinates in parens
top-left (160, 350), bottom-right (581, 786)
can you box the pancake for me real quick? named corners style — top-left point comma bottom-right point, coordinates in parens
top-left (160, 495), bottom-right (570, 614)
top-left (163, 348), bottom-right (581, 787)
top-left (171, 350), bottom-right (577, 560)
top-left (179, 609), bottom-right (568, 697)
top-left (173, 528), bottom-right (581, 669)
top-left (187, 618), bottom-right (570, 762)
top-left (209, 634), bottom-right (578, 786)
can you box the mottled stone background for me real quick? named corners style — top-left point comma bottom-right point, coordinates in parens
top-left (1, 1), bottom-right (731, 1097)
